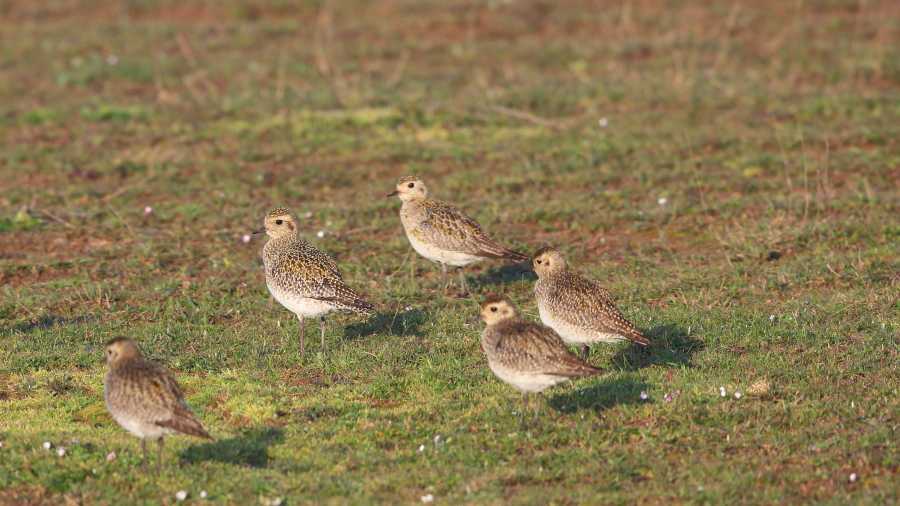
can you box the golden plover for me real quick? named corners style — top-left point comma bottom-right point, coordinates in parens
top-left (532, 246), bottom-right (651, 361)
top-left (253, 207), bottom-right (375, 356)
top-left (479, 294), bottom-right (605, 429)
top-left (103, 337), bottom-right (212, 472)
top-left (388, 174), bottom-right (527, 297)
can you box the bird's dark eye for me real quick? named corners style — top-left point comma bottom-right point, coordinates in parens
top-left (536, 259), bottom-right (542, 264)
top-left (275, 219), bottom-right (283, 225)
top-left (490, 306), bottom-right (497, 312)
top-left (407, 183), bottom-right (415, 188)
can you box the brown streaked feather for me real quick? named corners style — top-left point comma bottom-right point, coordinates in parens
top-left (482, 317), bottom-right (605, 377)
top-left (544, 271), bottom-right (650, 345)
top-left (263, 238), bottom-right (373, 314)
top-left (155, 411), bottom-right (213, 440)
top-left (314, 295), bottom-right (376, 314)
top-left (412, 199), bottom-right (527, 260)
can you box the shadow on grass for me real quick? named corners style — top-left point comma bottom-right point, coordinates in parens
top-left (469, 263), bottom-right (535, 292)
top-left (6, 315), bottom-right (91, 334)
top-left (547, 374), bottom-right (650, 414)
top-left (608, 323), bottom-right (703, 372)
top-left (342, 307), bottom-right (428, 339)
top-left (180, 427), bottom-right (285, 468)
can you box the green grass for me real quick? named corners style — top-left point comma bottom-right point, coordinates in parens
top-left (2, 0), bottom-right (900, 503)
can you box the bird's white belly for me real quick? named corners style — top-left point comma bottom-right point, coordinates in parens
top-left (489, 363), bottom-right (570, 394)
top-left (405, 229), bottom-right (481, 267)
top-left (268, 283), bottom-right (341, 318)
top-left (112, 413), bottom-right (176, 441)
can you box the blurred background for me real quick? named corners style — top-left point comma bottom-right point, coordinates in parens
top-left (1, 2), bottom-right (899, 502)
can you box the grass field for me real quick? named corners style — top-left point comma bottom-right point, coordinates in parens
top-left (2, 0), bottom-right (900, 503)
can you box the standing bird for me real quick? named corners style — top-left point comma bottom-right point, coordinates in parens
top-left (479, 294), bottom-right (605, 429)
top-left (253, 207), bottom-right (375, 356)
top-left (532, 246), bottom-right (651, 362)
top-left (388, 174), bottom-right (527, 297)
top-left (103, 337), bottom-right (212, 472)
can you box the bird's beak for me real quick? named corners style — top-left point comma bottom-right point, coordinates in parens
top-left (386, 190), bottom-right (399, 198)
top-left (525, 262), bottom-right (535, 271)
top-left (252, 226), bottom-right (267, 235)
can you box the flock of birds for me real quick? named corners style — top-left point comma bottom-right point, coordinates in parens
top-left (103, 174), bottom-right (652, 471)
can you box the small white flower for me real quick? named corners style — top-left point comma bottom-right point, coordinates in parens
top-left (43, 442), bottom-right (52, 450)
top-left (317, 230), bottom-right (325, 238)
top-left (418, 444), bottom-right (425, 452)
top-left (658, 198), bottom-right (667, 205)
top-left (200, 490), bottom-right (207, 499)
top-left (405, 306), bottom-right (414, 312)
top-left (144, 206), bottom-right (153, 214)
top-left (719, 386), bottom-right (726, 397)
top-left (305, 211), bottom-right (314, 218)
top-left (242, 234), bottom-right (251, 243)
top-left (106, 452), bottom-right (116, 460)
top-left (70, 439), bottom-right (78, 444)
top-left (770, 314), bottom-right (776, 321)
top-left (56, 447), bottom-right (67, 457)
top-left (421, 494), bottom-right (434, 503)
top-left (218, 192), bottom-right (225, 198)
top-left (175, 490), bottom-right (188, 501)
top-left (734, 392), bottom-right (742, 399)
top-left (849, 473), bottom-right (858, 482)
top-left (107, 54), bottom-right (118, 65)
top-left (639, 391), bottom-right (648, 400)
top-left (433, 435), bottom-right (444, 444)
top-left (271, 498), bottom-right (281, 506)
top-left (598, 117), bottom-right (608, 127)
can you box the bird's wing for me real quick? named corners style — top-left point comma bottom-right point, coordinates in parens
top-left (486, 320), bottom-right (605, 377)
top-left (412, 200), bottom-right (526, 260)
top-left (547, 273), bottom-right (648, 342)
top-left (270, 241), bottom-right (374, 313)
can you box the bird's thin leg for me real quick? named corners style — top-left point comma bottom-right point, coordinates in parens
top-left (320, 317), bottom-right (327, 356)
top-left (580, 344), bottom-right (589, 362)
top-left (157, 438), bottom-right (164, 472)
top-left (518, 393), bottom-right (529, 430)
top-left (297, 315), bottom-right (306, 357)
top-left (141, 439), bottom-right (148, 473)
top-left (441, 263), bottom-right (448, 294)
top-left (532, 392), bottom-right (543, 427)
top-left (458, 268), bottom-right (468, 298)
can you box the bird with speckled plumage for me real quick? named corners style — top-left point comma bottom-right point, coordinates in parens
top-left (253, 207), bottom-right (375, 356)
top-left (532, 246), bottom-right (651, 362)
top-left (388, 174), bottom-right (527, 297)
top-left (103, 336), bottom-right (212, 472)
top-left (479, 294), bottom-right (605, 429)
